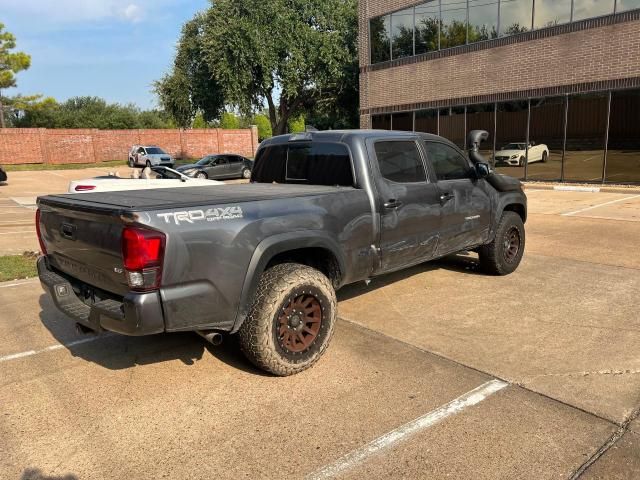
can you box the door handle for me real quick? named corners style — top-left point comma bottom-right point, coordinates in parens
top-left (439, 192), bottom-right (455, 204)
top-left (383, 199), bottom-right (403, 210)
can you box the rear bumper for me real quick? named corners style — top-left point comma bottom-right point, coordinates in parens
top-left (37, 256), bottom-right (165, 336)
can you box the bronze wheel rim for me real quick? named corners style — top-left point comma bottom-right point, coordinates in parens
top-left (278, 294), bottom-right (322, 354)
top-left (503, 227), bottom-right (521, 263)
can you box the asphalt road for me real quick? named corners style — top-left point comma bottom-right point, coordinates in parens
top-left (1, 173), bottom-right (639, 479)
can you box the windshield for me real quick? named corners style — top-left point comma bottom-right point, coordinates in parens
top-left (252, 142), bottom-right (354, 186)
top-left (151, 167), bottom-right (185, 180)
top-left (146, 147), bottom-right (166, 155)
top-left (503, 143), bottom-right (526, 150)
top-left (196, 157), bottom-right (212, 165)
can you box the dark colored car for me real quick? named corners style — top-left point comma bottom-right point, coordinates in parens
top-left (0, 165), bottom-right (7, 183)
top-left (36, 129), bottom-right (526, 376)
top-left (177, 154), bottom-right (253, 180)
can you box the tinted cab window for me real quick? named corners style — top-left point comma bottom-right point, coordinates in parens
top-left (374, 141), bottom-right (426, 183)
top-left (424, 142), bottom-right (471, 180)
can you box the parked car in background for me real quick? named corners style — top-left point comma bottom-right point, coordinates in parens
top-left (494, 142), bottom-right (549, 167)
top-left (128, 145), bottom-right (175, 168)
top-left (0, 165), bottom-right (7, 183)
top-left (68, 166), bottom-right (221, 193)
top-left (177, 154), bottom-right (253, 180)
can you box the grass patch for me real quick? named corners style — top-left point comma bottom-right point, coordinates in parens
top-left (0, 252), bottom-right (38, 282)
top-left (4, 159), bottom-right (196, 172)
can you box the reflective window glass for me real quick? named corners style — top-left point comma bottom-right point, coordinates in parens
top-left (500, 0), bottom-right (533, 36)
top-left (439, 106), bottom-right (466, 148)
top-left (469, 0), bottom-right (498, 43)
top-left (467, 103), bottom-right (495, 160)
top-left (617, 0), bottom-right (640, 12)
top-left (527, 97), bottom-right (565, 181)
top-left (572, 0), bottom-right (615, 21)
top-left (415, 1), bottom-right (440, 54)
top-left (564, 93), bottom-right (608, 182)
top-left (494, 101), bottom-right (529, 179)
top-left (441, 0), bottom-right (468, 48)
top-left (375, 141), bottom-right (427, 183)
top-left (370, 15), bottom-right (391, 63)
top-left (415, 109), bottom-right (438, 134)
top-left (606, 89), bottom-right (640, 183)
top-left (372, 114), bottom-right (391, 130)
top-left (425, 142), bottom-right (472, 180)
top-left (392, 112), bottom-right (413, 131)
top-left (534, 0), bottom-right (571, 29)
top-left (391, 7), bottom-right (414, 59)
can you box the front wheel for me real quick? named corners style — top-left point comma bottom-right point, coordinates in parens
top-left (145, 160), bottom-right (151, 168)
top-left (519, 156), bottom-right (526, 167)
top-left (478, 211), bottom-right (525, 275)
top-left (238, 263), bottom-right (337, 376)
top-left (195, 172), bottom-right (208, 179)
top-left (541, 151), bottom-right (548, 163)
top-left (128, 158), bottom-right (134, 168)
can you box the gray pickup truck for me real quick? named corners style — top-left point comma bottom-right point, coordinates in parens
top-left (36, 130), bottom-right (526, 376)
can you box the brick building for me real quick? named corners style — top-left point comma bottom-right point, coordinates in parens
top-left (358, 0), bottom-right (640, 183)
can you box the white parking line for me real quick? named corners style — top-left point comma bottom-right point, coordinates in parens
top-left (562, 194), bottom-right (640, 216)
top-left (0, 336), bottom-right (106, 364)
top-left (0, 278), bottom-right (38, 289)
top-left (305, 379), bottom-right (508, 480)
top-left (0, 230), bottom-right (36, 235)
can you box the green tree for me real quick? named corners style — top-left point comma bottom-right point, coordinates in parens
top-left (0, 23), bottom-right (31, 128)
top-left (201, 0), bottom-right (357, 135)
top-left (220, 111), bottom-right (240, 129)
top-left (155, 14), bottom-right (225, 128)
top-left (253, 114), bottom-right (272, 141)
top-left (287, 114), bottom-right (305, 133)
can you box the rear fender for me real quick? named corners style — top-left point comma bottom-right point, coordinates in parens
top-left (231, 232), bottom-right (346, 333)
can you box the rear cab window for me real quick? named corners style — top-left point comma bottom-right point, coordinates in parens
top-left (252, 142), bottom-right (355, 186)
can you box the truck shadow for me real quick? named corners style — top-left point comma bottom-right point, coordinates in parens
top-left (37, 294), bottom-right (267, 375)
top-left (338, 252), bottom-right (483, 302)
top-left (21, 468), bottom-right (77, 480)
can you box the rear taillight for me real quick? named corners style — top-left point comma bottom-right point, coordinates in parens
top-left (35, 209), bottom-right (47, 255)
top-left (121, 227), bottom-right (166, 291)
top-left (74, 185), bottom-right (96, 192)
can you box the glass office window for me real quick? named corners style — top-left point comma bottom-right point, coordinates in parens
top-left (468, 0), bottom-right (498, 43)
top-left (616, 0), bottom-right (640, 12)
top-left (564, 93), bottom-right (608, 182)
top-left (572, 0), bottom-right (615, 21)
top-left (415, 109), bottom-right (438, 134)
top-left (391, 7), bottom-right (415, 59)
top-left (527, 97), bottom-right (565, 180)
top-left (415, 1), bottom-right (440, 54)
top-left (370, 15), bottom-right (391, 63)
top-left (467, 103), bottom-right (495, 161)
top-left (372, 114), bottom-right (392, 130)
top-left (500, 0), bottom-right (533, 36)
top-left (392, 112), bottom-right (413, 131)
top-left (534, 0), bottom-right (571, 29)
top-left (439, 106), bottom-right (466, 148)
top-left (606, 89), bottom-right (640, 183)
top-left (494, 101), bottom-right (529, 179)
top-left (440, 0), bottom-right (468, 48)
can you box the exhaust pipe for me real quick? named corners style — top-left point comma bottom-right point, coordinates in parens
top-left (196, 330), bottom-right (223, 346)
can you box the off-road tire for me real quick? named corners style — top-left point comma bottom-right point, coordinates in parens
top-left (238, 263), bottom-right (337, 376)
top-left (478, 211), bottom-right (525, 275)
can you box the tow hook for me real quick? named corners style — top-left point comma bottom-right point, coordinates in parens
top-left (196, 330), bottom-right (224, 346)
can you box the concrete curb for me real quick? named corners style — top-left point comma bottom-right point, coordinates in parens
top-left (523, 183), bottom-right (640, 195)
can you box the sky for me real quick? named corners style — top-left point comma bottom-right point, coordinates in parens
top-left (1, 0), bottom-right (208, 109)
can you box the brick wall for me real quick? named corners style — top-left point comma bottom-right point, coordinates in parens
top-left (0, 126), bottom-right (259, 165)
top-left (358, 0), bottom-right (640, 125)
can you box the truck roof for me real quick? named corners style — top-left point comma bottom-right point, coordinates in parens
top-left (260, 129), bottom-right (451, 147)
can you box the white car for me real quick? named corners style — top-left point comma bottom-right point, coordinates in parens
top-left (494, 142), bottom-right (549, 166)
top-left (68, 166), bottom-right (223, 193)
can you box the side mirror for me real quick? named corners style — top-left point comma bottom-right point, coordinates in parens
top-left (475, 162), bottom-right (491, 179)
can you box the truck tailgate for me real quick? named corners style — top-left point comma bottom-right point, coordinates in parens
top-left (38, 198), bottom-right (129, 296)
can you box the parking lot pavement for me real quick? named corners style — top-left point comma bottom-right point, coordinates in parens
top-left (0, 283), bottom-right (616, 480)
top-left (1, 184), bottom-right (639, 478)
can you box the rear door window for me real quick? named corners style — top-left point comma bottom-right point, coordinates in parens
top-left (374, 141), bottom-right (426, 183)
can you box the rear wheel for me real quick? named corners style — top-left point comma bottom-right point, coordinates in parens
top-left (196, 171), bottom-right (208, 179)
top-left (478, 211), bottom-right (525, 275)
top-left (127, 158), bottom-right (134, 168)
top-left (541, 151), bottom-right (548, 163)
top-left (242, 167), bottom-right (251, 179)
top-left (238, 263), bottom-right (337, 376)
